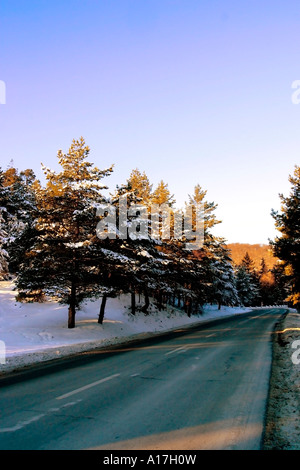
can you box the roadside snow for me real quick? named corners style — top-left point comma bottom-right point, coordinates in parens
top-left (263, 310), bottom-right (300, 450)
top-left (0, 279), bottom-right (250, 373)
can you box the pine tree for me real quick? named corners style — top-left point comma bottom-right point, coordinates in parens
top-left (183, 185), bottom-right (221, 251)
top-left (127, 168), bottom-right (152, 205)
top-left (2, 164), bottom-right (19, 187)
top-left (110, 168), bottom-right (153, 242)
top-left (271, 262), bottom-right (291, 305)
top-left (271, 165), bottom-right (300, 310)
top-left (0, 168), bottom-right (9, 279)
top-left (108, 174), bottom-right (149, 314)
top-left (187, 184), bottom-right (221, 233)
top-left (235, 265), bottom-right (258, 307)
top-left (241, 252), bottom-right (256, 274)
top-left (257, 257), bottom-right (274, 306)
top-left (210, 239), bottom-right (239, 309)
top-left (108, 171), bottom-right (159, 314)
top-left (240, 252), bottom-right (260, 305)
top-left (151, 180), bottom-right (175, 207)
top-left (1, 165), bottom-right (38, 247)
top-left (259, 258), bottom-right (268, 280)
top-left (16, 138), bottom-right (114, 328)
top-left (0, 210), bottom-right (9, 280)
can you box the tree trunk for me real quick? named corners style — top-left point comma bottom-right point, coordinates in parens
top-left (68, 305), bottom-right (76, 328)
top-left (98, 293), bottom-right (107, 324)
top-left (158, 290), bottom-right (163, 311)
top-left (187, 299), bottom-right (192, 317)
top-left (141, 288), bottom-right (150, 313)
top-left (131, 290), bottom-right (136, 315)
top-left (185, 298), bottom-right (191, 316)
top-left (68, 281), bottom-right (76, 328)
top-left (68, 302), bottom-right (76, 329)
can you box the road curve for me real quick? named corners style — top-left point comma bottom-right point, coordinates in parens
top-left (0, 308), bottom-right (285, 450)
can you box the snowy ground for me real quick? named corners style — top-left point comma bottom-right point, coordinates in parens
top-left (0, 280), bottom-right (250, 373)
top-left (0, 279), bottom-right (299, 449)
top-left (263, 310), bottom-right (300, 450)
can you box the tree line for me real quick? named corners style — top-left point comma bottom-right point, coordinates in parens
top-left (0, 138), bottom-right (298, 328)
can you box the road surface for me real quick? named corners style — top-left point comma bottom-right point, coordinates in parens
top-left (0, 308), bottom-right (284, 450)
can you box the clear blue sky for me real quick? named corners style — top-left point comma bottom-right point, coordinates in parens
top-left (1, 0), bottom-right (300, 244)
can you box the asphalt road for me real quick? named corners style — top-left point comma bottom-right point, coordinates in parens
top-left (0, 308), bottom-right (284, 450)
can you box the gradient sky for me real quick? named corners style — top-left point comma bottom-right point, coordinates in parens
top-left (1, 0), bottom-right (300, 244)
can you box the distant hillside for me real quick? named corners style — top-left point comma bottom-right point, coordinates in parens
top-left (227, 243), bottom-right (278, 271)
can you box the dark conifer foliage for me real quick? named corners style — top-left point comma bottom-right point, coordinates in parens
top-left (15, 138), bottom-right (114, 327)
top-left (271, 165), bottom-right (300, 310)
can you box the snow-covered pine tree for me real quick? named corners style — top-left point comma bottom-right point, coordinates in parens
top-left (235, 265), bottom-right (258, 307)
top-left (16, 138), bottom-right (114, 328)
top-left (107, 171), bottom-right (152, 313)
top-left (256, 258), bottom-right (273, 306)
top-left (186, 184), bottom-right (221, 235)
top-left (241, 252), bottom-right (256, 275)
top-left (0, 169), bottom-right (9, 279)
top-left (127, 168), bottom-right (152, 205)
top-left (151, 180), bottom-right (175, 207)
top-left (1, 166), bottom-right (27, 243)
top-left (271, 165), bottom-right (300, 310)
top-left (6, 169), bottom-right (39, 276)
top-left (150, 180), bottom-right (176, 246)
top-left (0, 165), bottom-right (39, 275)
top-left (182, 185), bottom-right (225, 308)
top-left (239, 252), bottom-right (260, 305)
top-left (209, 239), bottom-right (240, 309)
top-left (0, 210), bottom-right (9, 280)
top-left (109, 171), bottom-right (184, 316)
top-left (271, 262), bottom-right (291, 306)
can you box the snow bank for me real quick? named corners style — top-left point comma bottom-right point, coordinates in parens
top-left (0, 280), bottom-right (250, 373)
top-left (263, 309), bottom-right (300, 450)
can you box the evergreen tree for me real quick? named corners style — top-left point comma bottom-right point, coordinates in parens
top-left (271, 165), bottom-right (300, 310)
top-left (16, 138), bottom-right (114, 328)
top-left (127, 168), bottom-right (152, 205)
top-left (2, 164), bottom-right (19, 186)
top-left (108, 171), bottom-right (169, 315)
top-left (151, 180), bottom-right (175, 207)
top-left (259, 258), bottom-right (268, 280)
top-left (1, 165), bottom-right (38, 246)
top-left (240, 252), bottom-right (260, 305)
top-left (187, 184), bottom-right (221, 234)
top-left (257, 258), bottom-right (274, 306)
top-left (0, 210), bottom-right (9, 280)
top-left (210, 239), bottom-right (239, 309)
top-left (271, 262), bottom-right (291, 306)
top-left (241, 252), bottom-right (256, 275)
top-left (235, 265), bottom-right (258, 307)
top-left (110, 169), bottom-right (153, 242)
